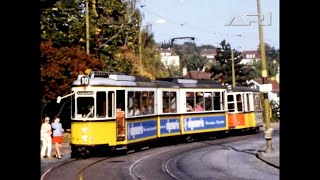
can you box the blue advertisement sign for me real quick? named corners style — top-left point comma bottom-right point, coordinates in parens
top-left (160, 118), bottom-right (180, 134)
top-left (183, 115), bottom-right (226, 131)
top-left (127, 120), bottom-right (157, 140)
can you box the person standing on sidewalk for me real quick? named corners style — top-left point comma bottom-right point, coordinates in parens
top-left (41, 117), bottom-right (52, 159)
top-left (51, 116), bottom-right (64, 159)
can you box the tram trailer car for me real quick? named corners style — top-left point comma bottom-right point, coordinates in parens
top-left (226, 86), bottom-right (263, 133)
top-left (154, 78), bottom-right (229, 142)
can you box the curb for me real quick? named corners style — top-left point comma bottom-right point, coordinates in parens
top-left (256, 152), bottom-right (280, 169)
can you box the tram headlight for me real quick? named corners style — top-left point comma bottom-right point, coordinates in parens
top-left (82, 135), bottom-right (88, 142)
top-left (81, 127), bottom-right (88, 134)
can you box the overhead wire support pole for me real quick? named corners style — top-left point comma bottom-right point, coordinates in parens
top-left (138, 15), bottom-right (142, 67)
top-left (257, 0), bottom-right (273, 153)
top-left (86, 0), bottom-right (90, 55)
top-left (231, 48), bottom-right (235, 87)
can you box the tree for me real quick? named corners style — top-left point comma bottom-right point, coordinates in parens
top-left (40, 40), bottom-right (105, 120)
top-left (172, 42), bottom-right (198, 69)
top-left (186, 54), bottom-right (208, 71)
top-left (40, 0), bottom-right (139, 73)
top-left (208, 40), bottom-right (254, 85)
top-left (140, 29), bottom-right (169, 78)
top-left (256, 43), bottom-right (280, 78)
top-left (39, 0), bottom-right (170, 124)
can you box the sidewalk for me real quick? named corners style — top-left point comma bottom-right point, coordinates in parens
top-left (41, 142), bottom-right (71, 160)
top-left (256, 122), bottom-right (280, 169)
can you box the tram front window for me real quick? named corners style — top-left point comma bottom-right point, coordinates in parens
top-left (77, 97), bottom-right (94, 118)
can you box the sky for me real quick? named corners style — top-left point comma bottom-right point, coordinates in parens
top-left (138, 0), bottom-right (279, 51)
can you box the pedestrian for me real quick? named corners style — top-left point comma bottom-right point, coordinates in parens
top-left (41, 117), bottom-right (52, 159)
top-left (51, 116), bottom-right (64, 159)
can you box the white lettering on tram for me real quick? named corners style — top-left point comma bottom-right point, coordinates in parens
top-left (130, 126), bottom-right (144, 137)
top-left (187, 118), bottom-right (204, 130)
top-left (143, 127), bottom-right (157, 132)
top-left (166, 122), bottom-right (180, 132)
top-left (205, 121), bottom-right (216, 125)
top-left (216, 120), bottom-right (225, 124)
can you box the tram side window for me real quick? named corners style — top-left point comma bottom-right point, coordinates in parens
top-left (127, 91), bottom-right (142, 116)
top-left (162, 91), bottom-right (177, 113)
top-left (249, 93), bottom-right (255, 111)
top-left (221, 92), bottom-right (225, 110)
top-left (77, 97), bottom-right (94, 118)
top-left (213, 92), bottom-right (222, 110)
top-left (96, 91), bottom-right (106, 117)
top-left (204, 92), bottom-right (212, 111)
top-left (148, 91), bottom-right (155, 115)
top-left (227, 95), bottom-right (235, 112)
top-left (141, 91), bottom-right (149, 115)
top-left (134, 91), bottom-right (141, 115)
top-left (108, 91), bottom-right (115, 118)
top-left (162, 92), bottom-right (168, 113)
top-left (186, 92), bottom-right (195, 112)
top-left (236, 94), bottom-right (243, 112)
top-left (128, 91), bottom-right (134, 116)
top-left (71, 92), bottom-right (75, 118)
top-left (195, 92), bottom-right (204, 111)
top-left (254, 94), bottom-right (262, 111)
top-left (116, 90), bottom-right (125, 111)
top-left (246, 93), bottom-right (254, 112)
top-left (127, 90), bottom-right (155, 116)
top-left (170, 92), bottom-right (177, 113)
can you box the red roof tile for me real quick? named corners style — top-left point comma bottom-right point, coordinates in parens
top-left (182, 71), bottom-right (212, 80)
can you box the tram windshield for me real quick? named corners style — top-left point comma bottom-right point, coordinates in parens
top-left (76, 97), bottom-right (94, 118)
top-left (71, 91), bottom-right (114, 119)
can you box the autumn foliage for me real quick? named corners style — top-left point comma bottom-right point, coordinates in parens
top-left (40, 40), bottom-right (105, 104)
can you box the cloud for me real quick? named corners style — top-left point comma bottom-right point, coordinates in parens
top-left (155, 18), bottom-right (166, 24)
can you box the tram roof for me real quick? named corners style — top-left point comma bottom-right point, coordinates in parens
top-left (155, 78), bottom-right (226, 89)
top-left (72, 71), bottom-right (227, 89)
top-left (72, 72), bottom-right (157, 87)
top-left (228, 86), bottom-right (260, 92)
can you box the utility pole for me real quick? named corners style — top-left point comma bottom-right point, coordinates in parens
top-left (85, 0), bottom-right (90, 55)
top-left (138, 15), bottom-right (142, 67)
top-left (229, 34), bottom-right (241, 87)
top-left (231, 49), bottom-right (235, 87)
top-left (257, 0), bottom-right (273, 153)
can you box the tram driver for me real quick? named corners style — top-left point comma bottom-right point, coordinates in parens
top-left (84, 105), bottom-right (94, 118)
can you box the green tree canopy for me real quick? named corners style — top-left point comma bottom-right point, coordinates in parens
top-left (253, 43), bottom-right (280, 78)
top-left (208, 40), bottom-right (254, 85)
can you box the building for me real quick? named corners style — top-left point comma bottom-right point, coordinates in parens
top-left (246, 77), bottom-right (279, 103)
top-left (159, 48), bottom-right (180, 67)
top-left (240, 50), bottom-right (261, 65)
top-left (200, 48), bottom-right (217, 63)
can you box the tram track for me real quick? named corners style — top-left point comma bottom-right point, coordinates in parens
top-left (129, 132), bottom-right (263, 180)
top-left (41, 159), bottom-right (79, 180)
top-left (41, 157), bottom-right (113, 180)
top-left (41, 131), bottom-right (267, 180)
top-left (77, 157), bottom-right (112, 180)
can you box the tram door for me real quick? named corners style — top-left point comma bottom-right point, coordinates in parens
top-left (116, 90), bottom-right (126, 141)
